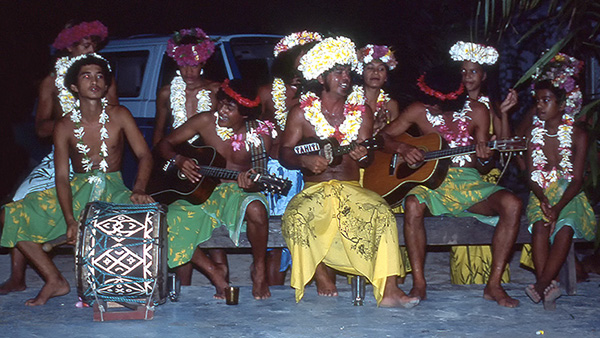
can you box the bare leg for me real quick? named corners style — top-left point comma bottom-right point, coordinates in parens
top-left (266, 248), bottom-right (286, 286)
top-left (379, 276), bottom-right (420, 308)
top-left (533, 226), bottom-right (573, 303)
top-left (532, 221), bottom-right (550, 280)
top-left (0, 248), bottom-right (27, 294)
top-left (468, 190), bottom-right (521, 308)
top-left (314, 263), bottom-right (337, 297)
top-left (404, 196), bottom-right (428, 300)
top-left (16, 241), bottom-right (69, 306)
top-left (175, 262), bottom-right (193, 286)
top-left (189, 248), bottom-right (228, 299)
top-left (207, 249), bottom-right (229, 284)
top-left (245, 201), bottom-right (270, 299)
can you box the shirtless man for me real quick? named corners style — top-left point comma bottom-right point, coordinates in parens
top-left (257, 31), bottom-right (322, 284)
top-left (279, 36), bottom-right (419, 308)
top-left (156, 79), bottom-right (275, 300)
top-left (380, 64), bottom-right (522, 307)
top-left (153, 27), bottom-right (220, 146)
top-left (1, 20), bottom-right (117, 295)
top-left (0, 54), bottom-right (154, 305)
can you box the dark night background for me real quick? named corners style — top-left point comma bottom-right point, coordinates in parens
top-left (0, 0), bottom-right (491, 201)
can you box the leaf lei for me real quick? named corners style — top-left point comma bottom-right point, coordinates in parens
top-left (271, 77), bottom-right (288, 130)
top-left (71, 97), bottom-right (110, 174)
top-left (530, 114), bottom-right (574, 189)
top-left (426, 100), bottom-right (474, 166)
top-left (300, 85), bottom-right (365, 146)
top-left (170, 71), bottom-right (213, 143)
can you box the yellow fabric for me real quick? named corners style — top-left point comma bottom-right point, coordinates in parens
top-left (282, 180), bottom-right (403, 305)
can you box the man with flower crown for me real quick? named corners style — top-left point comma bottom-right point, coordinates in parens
top-left (279, 36), bottom-right (419, 308)
top-left (379, 43), bottom-right (523, 308)
top-left (0, 54), bottom-right (154, 305)
top-left (1, 20), bottom-right (118, 296)
top-left (155, 79), bottom-right (277, 300)
top-left (153, 27), bottom-right (221, 147)
top-left (523, 53), bottom-right (595, 310)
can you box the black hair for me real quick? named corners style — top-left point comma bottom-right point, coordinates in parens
top-left (271, 41), bottom-right (318, 85)
top-left (64, 55), bottom-right (112, 95)
top-left (534, 80), bottom-right (567, 103)
top-left (217, 78), bottom-right (260, 119)
top-left (417, 63), bottom-right (466, 112)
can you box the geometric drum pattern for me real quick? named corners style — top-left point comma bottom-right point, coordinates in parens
top-left (76, 202), bottom-right (167, 305)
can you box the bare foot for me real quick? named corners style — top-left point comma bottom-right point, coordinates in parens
top-left (315, 263), bottom-right (338, 297)
top-left (525, 284), bottom-right (541, 304)
top-left (408, 285), bottom-right (427, 301)
top-left (24, 278), bottom-right (70, 306)
top-left (0, 278), bottom-right (26, 295)
top-left (380, 288), bottom-right (420, 308)
top-left (483, 285), bottom-right (519, 308)
top-left (211, 263), bottom-right (229, 299)
top-left (543, 281), bottom-right (561, 311)
top-left (250, 263), bottom-right (271, 299)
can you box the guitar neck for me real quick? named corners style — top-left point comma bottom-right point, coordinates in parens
top-left (424, 141), bottom-right (494, 161)
top-left (199, 166), bottom-right (243, 181)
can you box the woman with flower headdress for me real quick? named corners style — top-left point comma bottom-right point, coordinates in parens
top-left (522, 53), bottom-right (595, 310)
top-left (1, 54), bottom-right (154, 305)
top-left (357, 44), bottom-right (401, 135)
top-left (1, 20), bottom-right (117, 296)
top-left (156, 79), bottom-right (277, 300)
top-left (257, 31), bottom-right (322, 285)
top-left (379, 62), bottom-right (522, 307)
top-left (153, 27), bottom-right (221, 147)
top-left (447, 41), bottom-right (518, 286)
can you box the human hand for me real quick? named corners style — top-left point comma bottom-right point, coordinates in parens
top-left (300, 154), bottom-right (329, 175)
top-left (176, 155), bottom-right (202, 183)
top-left (348, 144), bottom-right (368, 162)
top-left (66, 219), bottom-right (79, 245)
top-left (500, 89), bottom-right (518, 115)
top-left (541, 200), bottom-right (559, 233)
top-left (237, 169), bottom-right (259, 190)
top-left (475, 135), bottom-right (494, 160)
top-left (398, 142), bottom-right (424, 166)
top-left (130, 190), bottom-right (155, 204)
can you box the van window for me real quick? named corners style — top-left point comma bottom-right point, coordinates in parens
top-left (103, 51), bottom-right (149, 97)
top-left (158, 48), bottom-right (228, 90)
top-left (229, 37), bottom-right (279, 85)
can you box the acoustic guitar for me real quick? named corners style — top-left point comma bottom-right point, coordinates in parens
top-left (293, 135), bottom-right (382, 166)
top-left (362, 133), bottom-right (527, 207)
top-left (147, 144), bottom-right (292, 205)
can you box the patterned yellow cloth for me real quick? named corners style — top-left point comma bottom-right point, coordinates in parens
top-left (1, 171), bottom-right (131, 247)
top-left (406, 167), bottom-right (510, 284)
top-left (167, 182), bottom-right (267, 268)
top-left (282, 180), bottom-right (403, 305)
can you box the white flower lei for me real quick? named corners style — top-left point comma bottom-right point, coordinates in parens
top-left (300, 85), bottom-right (364, 146)
top-left (530, 114), bottom-right (574, 189)
top-left (170, 71), bottom-right (212, 143)
top-left (271, 77), bottom-right (288, 129)
top-left (71, 97), bottom-right (110, 176)
top-left (214, 112), bottom-right (234, 141)
top-left (214, 112), bottom-right (277, 151)
top-left (425, 101), bottom-right (474, 166)
top-left (373, 89), bottom-right (390, 118)
top-left (55, 56), bottom-right (78, 116)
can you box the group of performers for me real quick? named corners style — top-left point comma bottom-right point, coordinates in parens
top-left (0, 20), bottom-right (596, 312)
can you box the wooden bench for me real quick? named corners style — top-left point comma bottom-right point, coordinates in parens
top-left (199, 214), bottom-right (591, 296)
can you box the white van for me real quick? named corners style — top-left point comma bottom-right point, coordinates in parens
top-left (100, 33), bottom-right (282, 184)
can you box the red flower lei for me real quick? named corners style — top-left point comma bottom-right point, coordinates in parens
top-left (416, 74), bottom-right (464, 101)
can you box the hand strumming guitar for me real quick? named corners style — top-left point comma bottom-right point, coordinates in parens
top-left (176, 154), bottom-right (203, 183)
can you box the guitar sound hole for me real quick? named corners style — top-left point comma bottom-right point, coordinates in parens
top-left (177, 158), bottom-right (198, 181)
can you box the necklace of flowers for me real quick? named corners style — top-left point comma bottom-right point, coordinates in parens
top-left (271, 77), bottom-right (288, 129)
top-left (55, 56), bottom-right (78, 116)
top-left (370, 89), bottom-right (390, 118)
top-left (214, 112), bottom-right (277, 151)
top-left (170, 71), bottom-right (212, 128)
top-left (300, 86), bottom-right (365, 146)
top-left (71, 97), bottom-right (110, 173)
top-left (417, 74), bottom-right (465, 101)
top-left (530, 114), bottom-right (574, 189)
top-left (477, 95), bottom-right (491, 110)
top-left (426, 100), bottom-right (474, 166)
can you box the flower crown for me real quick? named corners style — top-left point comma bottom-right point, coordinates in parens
top-left (67, 53), bottom-right (112, 73)
top-left (298, 36), bottom-right (363, 81)
top-left (221, 79), bottom-right (260, 108)
top-left (449, 41), bottom-right (498, 66)
top-left (531, 52), bottom-right (584, 116)
top-left (52, 21), bottom-right (108, 50)
top-left (417, 73), bottom-right (464, 101)
top-left (167, 28), bottom-right (216, 67)
top-left (274, 31), bottom-right (323, 57)
top-left (358, 44), bottom-right (398, 70)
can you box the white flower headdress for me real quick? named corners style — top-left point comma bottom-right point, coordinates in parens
top-left (273, 31), bottom-right (323, 57)
top-left (298, 36), bottom-right (363, 81)
top-left (449, 41), bottom-right (498, 66)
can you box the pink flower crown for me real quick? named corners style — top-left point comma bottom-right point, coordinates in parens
top-left (167, 28), bottom-right (216, 67)
top-left (52, 21), bottom-right (108, 50)
top-left (358, 44), bottom-right (398, 70)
